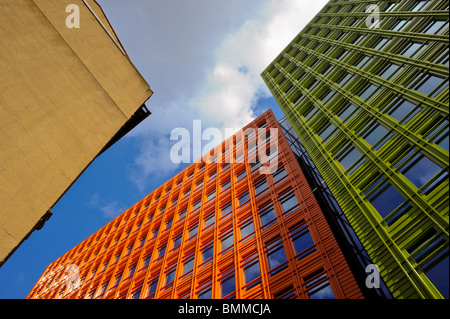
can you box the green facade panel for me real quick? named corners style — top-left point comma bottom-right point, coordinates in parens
top-left (262, 0), bottom-right (449, 299)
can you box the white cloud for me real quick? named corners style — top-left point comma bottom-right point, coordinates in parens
top-left (97, 0), bottom-right (329, 191)
top-left (192, 0), bottom-right (329, 135)
top-left (88, 193), bottom-right (125, 219)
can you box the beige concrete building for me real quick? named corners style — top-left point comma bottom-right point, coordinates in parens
top-left (0, 0), bottom-right (153, 266)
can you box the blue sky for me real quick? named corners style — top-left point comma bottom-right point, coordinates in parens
top-left (0, 0), bottom-right (327, 298)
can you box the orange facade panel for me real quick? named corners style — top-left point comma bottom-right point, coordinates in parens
top-left (27, 110), bottom-right (363, 299)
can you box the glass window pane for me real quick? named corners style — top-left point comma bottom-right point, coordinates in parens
top-left (183, 258), bottom-right (194, 275)
top-left (260, 205), bottom-right (276, 228)
top-left (273, 168), bottom-right (287, 183)
top-left (221, 234), bottom-right (233, 251)
top-left (202, 246), bottom-right (214, 263)
top-left (165, 270), bottom-right (175, 286)
top-left (339, 147), bottom-right (363, 171)
top-left (254, 178), bottom-right (269, 195)
top-left (148, 279), bottom-right (158, 297)
top-left (221, 275), bottom-right (235, 297)
top-left (198, 288), bottom-right (212, 299)
top-left (309, 282), bottom-right (335, 299)
top-left (281, 193), bottom-right (299, 214)
top-left (292, 229), bottom-right (315, 259)
top-left (369, 182), bottom-right (405, 218)
top-left (267, 246), bottom-right (287, 270)
top-left (241, 222), bottom-right (254, 240)
top-left (244, 262), bottom-right (261, 285)
top-left (388, 99), bottom-right (416, 122)
top-left (402, 155), bottom-right (442, 189)
top-left (238, 192), bottom-right (250, 206)
top-left (414, 75), bottom-right (446, 96)
top-left (221, 204), bottom-right (232, 216)
top-left (363, 124), bottom-right (389, 147)
top-left (189, 225), bottom-right (198, 238)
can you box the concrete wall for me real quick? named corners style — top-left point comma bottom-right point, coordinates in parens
top-left (0, 0), bottom-right (153, 265)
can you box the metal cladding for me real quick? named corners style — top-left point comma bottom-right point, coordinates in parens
top-left (261, 0), bottom-right (449, 299)
top-left (27, 110), bottom-right (364, 299)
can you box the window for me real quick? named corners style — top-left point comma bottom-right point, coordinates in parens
top-left (165, 218), bottom-right (172, 229)
top-left (221, 274), bottom-right (235, 298)
top-left (363, 123), bottom-right (389, 149)
top-left (424, 20), bottom-right (448, 34)
top-left (198, 287), bottom-right (212, 299)
top-left (339, 147), bottom-right (363, 171)
top-left (203, 213), bottom-right (215, 229)
top-left (355, 55), bottom-right (372, 69)
top-left (290, 224), bottom-right (316, 259)
top-left (318, 123), bottom-right (337, 141)
top-left (378, 63), bottom-right (403, 80)
top-left (413, 74), bottom-right (447, 97)
top-left (259, 202), bottom-right (277, 229)
top-left (400, 42), bottom-right (425, 58)
top-left (304, 269), bottom-right (335, 299)
top-left (254, 177), bottom-right (269, 195)
top-left (173, 235), bottom-right (182, 248)
top-left (238, 192), bottom-right (250, 206)
top-left (391, 19), bottom-right (410, 32)
top-left (158, 245), bottom-right (166, 259)
top-left (183, 257), bottom-right (195, 275)
top-left (164, 269), bottom-right (176, 289)
top-left (280, 191), bottom-right (299, 215)
top-left (359, 83), bottom-right (379, 101)
top-left (178, 208), bottom-right (187, 221)
top-left (221, 203), bottom-right (232, 217)
top-left (147, 278), bottom-right (159, 298)
top-left (337, 72), bottom-right (352, 86)
top-left (338, 102), bottom-right (357, 123)
top-left (405, 227), bottom-right (448, 299)
top-left (266, 237), bottom-right (288, 274)
top-left (207, 189), bottom-right (216, 201)
top-left (240, 221), bottom-right (255, 241)
top-left (273, 285), bottom-right (296, 299)
top-left (202, 245), bottom-right (214, 264)
top-left (401, 153), bottom-right (442, 190)
top-left (143, 254), bottom-right (151, 267)
top-left (273, 167), bottom-right (287, 183)
top-left (115, 273), bottom-right (122, 286)
top-left (132, 288), bottom-right (141, 299)
top-left (196, 178), bottom-right (204, 189)
top-left (128, 264), bottom-right (137, 277)
top-left (189, 225), bottom-right (198, 239)
top-left (309, 281), bottom-right (335, 299)
top-left (372, 37), bottom-right (390, 51)
top-left (410, 1), bottom-right (428, 12)
top-left (387, 99), bottom-right (417, 123)
top-left (236, 169), bottom-right (247, 181)
top-left (221, 233), bottom-right (234, 252)
top-left (244, 261), bottom-right (261, 288)
top-left (368, 181), bottom-right (405, 218)
top-left (222, 179), bottom-right (231, 191)
top-left (193, 199), bottom-right (202, 211)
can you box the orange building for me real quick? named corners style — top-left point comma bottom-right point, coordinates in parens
top-left (27, 110), bottom-right (365, 299)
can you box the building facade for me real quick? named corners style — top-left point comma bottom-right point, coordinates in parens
top-left (27, 110), bottom-right (365, 299)
top-left (0, 0), bottom-right (152, 266)
top-left (261, 0), bottom-right (449, 298)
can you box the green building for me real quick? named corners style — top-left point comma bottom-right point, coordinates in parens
top-left (262, 0), bottom-right (449, 299)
